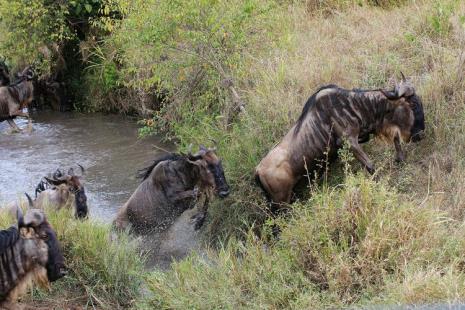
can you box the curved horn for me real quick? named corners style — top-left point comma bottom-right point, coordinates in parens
top-left (17, 206), bottom-right (24, 227)
top-left (187, 143), bottom-right (193, 156)
top-left (400, 71), bottom-right (406, 82)
top-left (45, 176), bottom-right (67, 185)
top-left (77, 164), bottom-right (85, 176)
top-left (24, 209), bottom-right (45, 227)
top-left (24, 193), bottom-right (34, 208)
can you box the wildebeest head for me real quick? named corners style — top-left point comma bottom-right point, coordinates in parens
top-left (16, 208), bottom-right (66, 282)
top-left (382, 73), bottom-right (425, 143)
top-left (188, 145), bottom-right (230, 198)
top-left (45, 165), bottom-right (88, 219)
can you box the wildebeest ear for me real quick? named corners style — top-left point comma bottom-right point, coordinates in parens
top-left (24, 209), bottom-right (45, 227)
top-left (45, 177), bottom-right (67, 186)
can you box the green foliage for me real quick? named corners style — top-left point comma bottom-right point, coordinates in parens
top-left (112, 0), bottom-right (281, 130)
top-left (426, 0), bottom-right (459, 37)
top-left (0, 0), bottom-right (125, 77)
top-left (0, 0), bottom-right (70, 69)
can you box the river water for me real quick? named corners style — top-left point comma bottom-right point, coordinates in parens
top-left (0, 111), bottom-right (172, 221)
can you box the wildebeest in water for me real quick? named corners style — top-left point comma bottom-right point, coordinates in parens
top-left (0, 66), bottom-right (35, 132)
top-left (0, 208), bottom-right (66, 308)
top-left (255, 74), bottom-right (425, 204)
top-left (113, 145), bottom-right (230, 234)
top-left (27, 166), bottom-right (89, 219)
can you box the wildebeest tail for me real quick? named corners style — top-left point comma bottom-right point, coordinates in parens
top-left (294, 84), bottom-right (339, 136)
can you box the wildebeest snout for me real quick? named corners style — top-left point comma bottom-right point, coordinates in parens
top-left (210, 163), bottom-right (230, 198)
top-left (74, 188), bottom-right (88, 219)
top-left (218, 189), bottom-right (230, 198)
top-left (411, 130), bottom-right (425, 142)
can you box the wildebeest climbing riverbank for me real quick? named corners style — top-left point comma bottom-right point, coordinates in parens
top-left (255, 75), bottom-right (425, 204)
top-left (113, 145), bottom-right (230, 234)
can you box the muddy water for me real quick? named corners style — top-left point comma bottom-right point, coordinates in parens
top-left (0, 111), bottom-right (172, 220)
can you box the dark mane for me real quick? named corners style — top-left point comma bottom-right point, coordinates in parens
top-left (0, 226), bottom-right (19, 255)
top-left (294, 84), bottom-right (339, 136)
top-left (137, 153), bottom-right (185, 181)
top-left (7, 79), bottom-right (31, 103)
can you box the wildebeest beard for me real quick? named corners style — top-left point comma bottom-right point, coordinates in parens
top-left (43, 224), bottom-right (66, 281)
top-left (74, 188), bottom-right (88, 219)
top-left (408, 94), bottom-right (425, 142)
top-left (207, 161), bottom-right (230, 198)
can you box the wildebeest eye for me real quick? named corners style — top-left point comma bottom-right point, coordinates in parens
top-left (40, 233), bottom-right (49, 240)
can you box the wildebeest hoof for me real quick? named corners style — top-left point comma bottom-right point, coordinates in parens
top-left (395, 154), bottom-right (405, 164)
top-left (366, 166), bottom-right (375, 175)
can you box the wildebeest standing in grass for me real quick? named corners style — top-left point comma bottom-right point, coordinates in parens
top-left (0, 66), bottom-right (34, 132)
top-left (113, 146), bottom-right (230, 234)
top-left (255, 75), bottom-right (425, 204)
top-left (27, 166), bottom-right (89, 219)
top-left (0, 208), bottom-right (66, 308)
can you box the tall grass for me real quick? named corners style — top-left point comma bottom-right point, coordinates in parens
top-left (142, 174), bottom-right (465, 308)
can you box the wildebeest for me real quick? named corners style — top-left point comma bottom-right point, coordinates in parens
top-left (0, 208), bottom-right (66, 307)
top-left (255, 75), bottom-right (425, 204)
top-left (27, 166), bottom-right (89, 219)
top-left (113, 146), bottom-right (230, 233)
top-left (0, 66), bottom-right (34, 132)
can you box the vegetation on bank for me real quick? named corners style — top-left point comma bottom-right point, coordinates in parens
top-left (1, 0), bottom-right (465, 308)
top-left (0, 205), bottom-right (144, 309)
